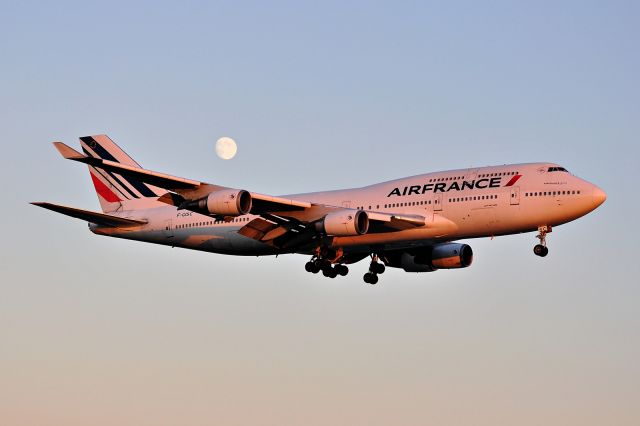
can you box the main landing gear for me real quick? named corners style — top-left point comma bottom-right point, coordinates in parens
top-left (363, 255), bottom-right (385, 285)
top-left (304, 257), bottom-right (349, 279)
top-left (534, 225), bottom-right (551, 257)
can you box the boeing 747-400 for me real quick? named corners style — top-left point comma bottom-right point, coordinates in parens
top-left (33, 135), bottom-right (606, 284)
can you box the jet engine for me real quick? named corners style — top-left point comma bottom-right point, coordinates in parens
top-left (384, 243), bottom-right (473, 272)
top-left (180, 189), bottom-right (252, 216)
top-left (316, 209), bottom-right (369, 236)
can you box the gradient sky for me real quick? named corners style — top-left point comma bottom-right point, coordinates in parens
top-left (1, 1), bottom-right (639, 425)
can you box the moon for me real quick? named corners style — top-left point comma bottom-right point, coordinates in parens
top-left (215, 137), bottom-right (237, 160)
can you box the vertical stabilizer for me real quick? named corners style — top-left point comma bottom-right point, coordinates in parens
top-left (79, 135), bottom-right (163, 213)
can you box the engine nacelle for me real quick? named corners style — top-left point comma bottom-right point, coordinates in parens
top-left (399, 252), bottom-right (438, 272)
top-left (316, 209), bottom-right (369, 236)
top-left (385, 243), bottom-right (473, 272)
top-left (183, 189), bottom-right (252, 216)
top-left (424, 243), bottom-right (473, 269)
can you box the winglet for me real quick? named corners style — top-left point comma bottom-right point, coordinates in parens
top-left (53, 141), bottom-right (85, 160)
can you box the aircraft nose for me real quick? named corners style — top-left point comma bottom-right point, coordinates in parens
top-left (592, 185), bottom-right (607, 208)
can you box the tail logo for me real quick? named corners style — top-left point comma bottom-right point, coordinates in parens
top-left (90, 172), bottom-right (121, 202)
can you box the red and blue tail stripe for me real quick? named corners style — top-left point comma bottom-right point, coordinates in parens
top-left (80, 135), bottom-right (160, 200)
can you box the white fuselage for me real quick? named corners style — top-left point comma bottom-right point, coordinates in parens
top-left (91, 162), bottom-right (605, 256)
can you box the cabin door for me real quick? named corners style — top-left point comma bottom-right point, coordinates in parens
top-left (434, 193), bottom-right (443, 211)
top-left (163, 219), bottom-right (174, 238)
top-left (510, 187), bottom-right (520, 205)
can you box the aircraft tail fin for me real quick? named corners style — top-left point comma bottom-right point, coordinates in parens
top-left (76, 135), bottom-right (163, 213)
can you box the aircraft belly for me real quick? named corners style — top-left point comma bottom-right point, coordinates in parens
top-left (456, 207), bottom-right (498, 236)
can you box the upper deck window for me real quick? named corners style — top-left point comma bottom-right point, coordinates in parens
top-left (548, 166), bottom-right (569, 172)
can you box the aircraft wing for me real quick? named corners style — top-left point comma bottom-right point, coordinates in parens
top-left (236, 210), bottom-right (425, 250)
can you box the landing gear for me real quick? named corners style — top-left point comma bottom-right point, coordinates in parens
top-left (305, 261), bottom-right (320, 273)
top-left (304, 250), bottom-right (382, 283)
top-left (534, 225), bottom-right (551, 257)
top-left (363, 272), bottom-right (379, 284)
top-left (363, 255), bottom-right (385, 284)
top-left (322, 266), bottom-right (338, 278)
top-left (335, 264), bottom-right (349, 276)
top-left (370, 262), bottom-right (385, 274)
top-left (533, 244), bottom-right (548, 257)
top-left (304, 255), bottom-right (349, 278)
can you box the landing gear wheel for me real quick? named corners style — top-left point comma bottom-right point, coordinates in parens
top-left (533, 244), bottom-right (549, 257)
top-left (370, 262), bottom-right (385, 274)
top-left (305, 261), bottom-right (319, 273)
top-left (335, 264), bottom-right (349, 276)
top-left (322, 267), bottom-right (338, 278)
top-left (363, 272), bottom-right (378, 285)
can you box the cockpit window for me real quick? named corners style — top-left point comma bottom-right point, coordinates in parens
top-left (548, 166), bottom-right (569, 172)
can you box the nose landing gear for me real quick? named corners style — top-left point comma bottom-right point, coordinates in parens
top-left (534, 225), bottom-right (551, 257)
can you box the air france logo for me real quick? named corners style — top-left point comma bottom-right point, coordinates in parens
top-left (387, 175), bottom-right (522, 197)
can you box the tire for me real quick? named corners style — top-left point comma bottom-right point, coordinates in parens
top-left (336, 265), bottom-right (349, 276)
top-left (372, 263), bottom-right (385, 274)
top-left (540, 246), bottom-right (549, 257)
top-left (534, 244), bottom-right (546, 257)
top-left (305, 262), bottom-right (314, 273)
top-left (363, 272), bottom-right (378, 284)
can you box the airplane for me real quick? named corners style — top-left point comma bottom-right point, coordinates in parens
top-left (32, 135), bottom-right (607, 284)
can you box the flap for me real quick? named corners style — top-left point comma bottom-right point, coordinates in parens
top-left (367, 211), bottom-right (426, 232)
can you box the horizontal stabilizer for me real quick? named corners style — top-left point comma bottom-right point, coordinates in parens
top-left (53, 142), bottom-right (202, 191)
top-left (31, 202), bottom-right (147, 228)
top-left (53, 141), bottom-right (85, 160)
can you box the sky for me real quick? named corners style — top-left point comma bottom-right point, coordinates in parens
top-left (1, 1), bottom-right (639, 425)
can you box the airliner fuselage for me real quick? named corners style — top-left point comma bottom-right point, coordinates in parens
top-left (92, 163), bottom-right (604, 255)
